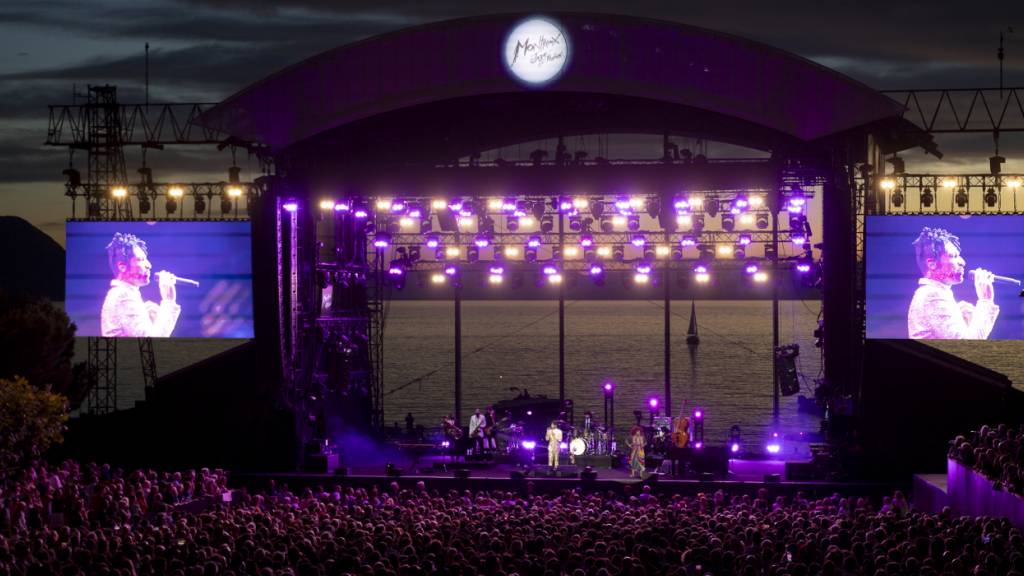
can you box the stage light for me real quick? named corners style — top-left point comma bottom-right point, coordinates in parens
top-left (891, 187), bottom-right (905, 208)
top-left (425, 234), bottom-right (440, 248)
top-left (603, 381), bottom-right (614, 394)
top-left (540, 215), bottom-right (554, 232)
top-left (796, 255), bottom-right (813, 273)
top-left (408, 247), bottom-right (421, 263)
top-left (590, 263), bottom-right (604, 276)
top-left (445, 246), bottom-right (461, 259)
top-left (671, 245), bottom-right (683, 260)
top-left (599, 218), bottom-right (613, 232)
top-left (693, 441), bottom-right (703, 449)
top-left (542, 264), bottom-right (558, 276)
top-left (406, 203), bottom-right (423, 218)
top-left (282, 201), bottom-right (298, 212)
top-left (738, 213), bottom-right (754, 227)
top-left (458, 216), bottom-right (474, 228)
top-left (753, 271), bottom-right (769, 283)
top-left (614, 196), bottom-right (631, 213)
top-left (564, 246), bottom-right (579, 258)
top-left (744, 259), bottom-right (760, 275)
top-left (376, 199), bottom-right (392, 211)
top-left (520, 215), bottom-right (536, 227)
top-left (390, 199), bottom-right (406, 214)
top-left (505, 246), bottom-right (521, 258)
top-left (692, 214), bottom-right (705, 233)
top-left (705, 197), bottom-right (719, 218)
top-left (474, 234), bottom-right (490, 248)
top-left (627, 215), bottom-right (640, 231)
top-left (634, 272), bottom-right (650, 284)
top-left (319, 199), bottom-right (336, 211)
top-left (674, 197), bottom-right (690, 213)
top-left (431, 198), bottom-right (447, 210)
top-left (110, 186), bottom-right (127, 199)
top-left (487, 198), bottom-right (503, 211)
top-left (612, 244), bottom-right (625, 261)
top-left (688, 195), bottom-right (703, 209)
top-left (955, 187), bottom-right (969, 208)
top-left (573, 197), bottom-right (589, 209)
top-left (612, 215), bottom-right (627, 228)
top-left (568, 215), bottom-right (582, 231)
top-left (220, 194), bottom-right (232, 214)
top-left (557, 197), bottom-right (573, 212)
top-left (447, 199), bottom-right (464, 212)
top-left (580, 234), bottom-right (594, 247)
top-left (631, 234), bottom-right (646, 247)
top-left (1009, 178), bottom-right (1023, 189)
top-left (648, 397), bottom-right (659, 409)
top-left (548, 273), bottom-right (563, 285)
top-left (731, 196), bottom-right (748, 213)
top-left (194, 194), bottom-right (206, 214)
top-left (397, 216), bottom-right (413, 229)
top-left (629, 196), bottom-right (646, 211)
top-left (488, 266), bottom-right (504, 285)
top-left (431, 273), bottom-right (446, 284)
top-left (942, 178), bottom-right (957, 189)
top-left (766, 432), bottom-right (781, 455)
top-left (984, 188), bottom-right (998, 207)
top-left (880, 177), bottom-right (896, 191)
top-left (521, 440), bottom-right (536, 450)
top-left (591, 200), bottom-right (605, 218)
top-left (525, 248), bottom-right (537, 263)
top-left (716, 244), bottom-right (734, 258)
top-left (444, 264), bottom-right (459, 276)
top-left (527, 236), bottom-right (542, 248)
top-left (748, 195), bottom-right (764, 208)
top-left (506, 216), bottom-right (519, 231)
top-left (734, 244), bottom-right (746, 259)
top-left (552, 246), bottom-right (562, 260)
top-left (920, 187), bottom-right (934, 207)
top-left (636, 262), bottom-right (652, 274)
top-left (694, 263), bottom-right (710, 284)
top-left (387, 261), bottom-right (405, 276)
top-left (373, 233), bottom-right (391, 248)
top-left (467, 246), bottom-right (480, 263)
top-left (721, 214), bottom-right (735, 231)
top-left (655, 245), bottom-right (670, 258)
top-left (755, 213), bottom-right (769, 229)
top-left (596, 246), bottom-right (612, 258)
top-left (677, 214), bottom-right (693, 228)
top-left (680, 235), bottom-right (697, 247)
top-left (169, 186), bottom-right (184, 198)
top-left (731, 442), bottom-right (740, 454)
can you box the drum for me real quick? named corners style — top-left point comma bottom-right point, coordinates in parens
top-left (569, 437), bottom-right (588, 456)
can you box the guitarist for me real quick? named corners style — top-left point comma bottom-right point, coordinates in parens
top-left (469, 408), bottom-right (486, 455)
top-left (483, 406), bottom-right (509, 453)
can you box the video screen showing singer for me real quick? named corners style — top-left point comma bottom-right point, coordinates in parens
top-left (907, 227), bottom-right (998, 340)
top-left (100, 232), bottom-right (182, 337)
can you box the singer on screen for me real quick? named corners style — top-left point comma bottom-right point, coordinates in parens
top-left (907, 227), bottom-right (998, 340)
top-left (100, 232), bottom-right (181, 337)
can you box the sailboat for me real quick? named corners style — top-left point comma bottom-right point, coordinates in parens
top-left (686, 300), bottom-right (700, 346)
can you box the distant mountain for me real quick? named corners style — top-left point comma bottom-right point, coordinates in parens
top-left (0, 216), bottom-right (64, 301)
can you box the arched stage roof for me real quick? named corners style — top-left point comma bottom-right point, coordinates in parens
top-left (198, 13), bottom-right (919, 160)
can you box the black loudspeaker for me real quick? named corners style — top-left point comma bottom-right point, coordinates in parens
top-left (581, 469), bottom-right (597, 481)
top-left (305, 453), bottom-right (339, 473)
top-left (784, 461), bottom-right (816, 481)
top-left (764, 473), bottom-right (781, 483)
top-left (385, 463), bottom-right (402, 477)
top-left (454, 469), bottom-right (470, 479)
top-left (691, 447), bottom-right (729, 477)
top-left (509, 470), bottom-right (526, 480)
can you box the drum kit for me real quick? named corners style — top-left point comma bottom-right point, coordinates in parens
top-left (562, 423), bottom-right (612, 457)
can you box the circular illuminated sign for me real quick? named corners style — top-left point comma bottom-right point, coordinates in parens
top-left (503, 17), bottom-right (571, 87)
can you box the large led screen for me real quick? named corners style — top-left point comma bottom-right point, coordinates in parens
top-left (866, 215), bottom-right (1024, 340)
top-left (66, 221), bottom-right (254, 338)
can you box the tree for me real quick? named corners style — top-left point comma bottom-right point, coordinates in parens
top-left (0, 376), bottom-right (68, 470)
top-left (0, 291), bottom-right (92, 408)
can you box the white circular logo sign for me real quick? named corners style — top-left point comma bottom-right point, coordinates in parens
top-left (503, 17), bottom-right (570, 86)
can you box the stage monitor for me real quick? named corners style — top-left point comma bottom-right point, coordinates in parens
top-left (65, 221), bottom-right (254, 338)
top-left (866, 215), bottom-right (1024, 340)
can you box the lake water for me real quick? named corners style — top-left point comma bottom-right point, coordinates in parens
top-left (75, 299), bottom-right (1023, 453)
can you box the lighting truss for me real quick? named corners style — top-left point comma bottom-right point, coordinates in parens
top-left (872, 173), bottom-right (1024, 214)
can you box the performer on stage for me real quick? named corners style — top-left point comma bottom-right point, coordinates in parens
top-left (628, 425), bottom-right (646, 478)
top-left (545, 420), bottom-right (563, 470)
top-left (468, 408), bottom-right (486, 455)
top-left (483, 406), bottom-right (498, 453)
top-left (100, 232), bottom-right (180, 337)
top-left (908, 227), bottom-right (998, 340)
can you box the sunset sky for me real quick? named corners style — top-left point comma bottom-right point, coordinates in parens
top-left (2, 0), bottom-right (1022, 246)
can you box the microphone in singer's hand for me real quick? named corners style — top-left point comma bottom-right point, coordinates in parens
top-left (968, 270), bottom-right (1021, 286)
top-left (156, 271), bottom-right (200, 286)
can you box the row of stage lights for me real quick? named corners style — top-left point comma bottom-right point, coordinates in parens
top-left (881, 176), bottom-right (1023, 210)
top-left (107, 185), bottom-right (246, 214)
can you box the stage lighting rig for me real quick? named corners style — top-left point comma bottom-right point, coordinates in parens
top-left (920, 187), bottom-right (934, 208)
top-left (955, 187), bottom-right (969, 208)
top-left (984, 187), bottom-right (998, 208)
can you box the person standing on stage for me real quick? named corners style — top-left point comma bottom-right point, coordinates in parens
top-left (628, 425), bottom-right (646, 478)
top-left (907, 227), bottom-right (998, 339)
top-left (483, 406), bottom-right (498, 453)
top-left (545, 420), bottom-right (563, 470)
top-left (468, 408), bottom-right (486, 455)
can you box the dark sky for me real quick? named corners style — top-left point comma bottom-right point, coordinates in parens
top-left (2, 0), bottom-right (1023, 245)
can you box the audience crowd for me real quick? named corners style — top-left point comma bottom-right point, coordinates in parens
top-left (2, 460), bottom-right (1024, 575)
top-left (949, 424), bottom-right (1024, 496)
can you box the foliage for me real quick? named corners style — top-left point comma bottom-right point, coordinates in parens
top-left (0, 376), bottom-right (68, 470)
top-left (0, 290), bottom-right (92, 409)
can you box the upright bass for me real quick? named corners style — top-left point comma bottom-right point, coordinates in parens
top-left (672, 405), bottom-right (690, 448)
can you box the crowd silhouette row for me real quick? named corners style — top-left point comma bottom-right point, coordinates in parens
top-left (2, 459), bottom-right (1024, 575)
top-left (949, 423), bottom-right (1024, 496)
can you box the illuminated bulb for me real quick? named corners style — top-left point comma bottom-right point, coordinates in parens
top-left (677, 214), bottom-right (693, 227)
top-left (695, 272), bottom-right (711, 284)
top-left (376, 199), bottom-right (392, 211)
top-left (487, 198), bottom-right (503, 210)
top-left (596, 246), bottom-right (612, 257)
top-left (717, 244), bottom-right (734, 257)
top-left (1008, 178), bottom-right (1022, 189)
top-left (753, 271), bottom-right (769, 283)
top-left (548, 274), bottom-right (563, 284)
top-left (688, 196), bottom-right (703, 207)
top-left (880, 177), bottom-right (896, 191)
top-left (572, 197), bottom-right (589, 209)
top-left (431, 273), bottom-right (447, 284)
top-left (504, 246), bottom-right (521, 258)
top-left (319, 199), bottom-right (336, 210)
top-left (564, 246), bottom-right (579, 258)
top-left (612, 215), bottom-right (627, 227)
top-left (227, 186), bottom-right (243, 198)
top-left (629, 197), bottom-right (645, 209)
top-left (941, 178), bottom-right (957, 189)
top-left (655, 245), bottom-right (671, 257)
top-left (168, 186), bottom-right (184, 198)
top-left (111, 186), bottom-right (127, 198)
top-left (431, 198), bottom-right (447, 210)
top-left (458, 216), bottom-right (474, 228)
top-left (445, 246), bottom-right (461, 258)
top-left (399, 217), bottom-right (414, 228)
top-left (739, 213), bottom-right (755, 226)
top-left (519, 216), bottom-right (535, 227)
top-left (488, 275), bottom-right (504, 285)
top-left (748, 195), bottom-right (764, 208)
top-left (634, 273), bottom-right (650, 284)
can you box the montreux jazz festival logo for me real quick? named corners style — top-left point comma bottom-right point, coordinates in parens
top-left (503, 17), bottom-right (571, 86)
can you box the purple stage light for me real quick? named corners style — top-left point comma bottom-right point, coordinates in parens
top-left (635, 263), bottom-right (652, 274)
top-left (474, 235), bottom-right (490, 248)
top-left (373, 234), bottom-right (390, 248)
top-left (425, 235), bottom-right (440, 248)
top-left (734, 197), bottom-right (749, 210)
top-left (444, 265), bottom-right (458, 276)
top-left (513, 209), bottom-right (527, 218)
top-left (681, 236), bottom-right (697, 247)
top-left (694, 409), bottom-right (703, 419)
top-left (674, 198), bottom-right (689, 212)
top-left (603, 381), bottom-right (614, 392)
top-left (526, 410), bottom-right (532, 416)
top-left (447, 200), bottom-right (463, 212)
top-left (489, 265), bottom-right (505, 275)
top-left (390, 200), bottom-right (406, 213)
top-left (693, 264), bottom-right (708, 274)
top-left (282, 202), bottom-right (298, 212)
top-left (589, 264), bottom-right (604, 276)
top-left (791, 235), bottom-right (807, 246)
top-left (580, 234), bottom-right (594, 247)
top-left (559, 198), bottom-right (573, 212)
top-left (388, 265), bottom-right (404, 276)
top-left (441, 440), bottom-right (450, 448)
top-left (745, 262), bottom-right (759, 275)
top-left (354, 209), bottom-right (369, 219)
top-left (766, 431), bottom-right (781, 454)
top-left (502, 199), bottom-right (517, 212)
top-left (730, 442), bottom-right (740, 453)
top-left (527, 236), bottom-right (542, 248)
top-left (522, 440), bottom-right (536, 450)
top-left (796, 262), bottom-right (812, 273)
top-left (648, 397), bottom-right (659, 409)
top-left (334, 202), bottom-right (350, 212)
top-left (542, 264), bottom-right (558, 276)
top-left (559, 441), bottom-right (568, 450)
top-left (614, 196), bottom-right (631, 213)
top-left (693, 441), bottom-right (703, 449)
top-left (631, 235), bottom-right (646, 247)
top-left (408, 208), bottom-right (422, 218)
top-left (458, 208), bottom-right (473, 218)
top-left (738, 234), bottom-right (752, 246)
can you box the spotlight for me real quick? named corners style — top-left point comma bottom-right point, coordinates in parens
top-left (642, 246), bottom-right (655, 261)
top-left (525, 247), bottom-right (538, 263)
top-left (753, 271), bottom-right (769, 283)
top-left (505, 246), bottom-right (521, 259)
top-left (920, 187), bottom-right (934, 207)
top-left (282, 201), bottom-right (298, 212)
top-left (677, 214), bottom-right (693, 228)
top-left (431, 273), bottom-right (447, 285)
top-left (716, 244), bottom-right (734, 258)
top-left (612, 244), bottom-right (625, 261)
top-left (527, 236), bottom-right (542, 248)
top-left (648, 397), bottom-right (659, 410)
top-left (693, 263), bottom-right (710, 284)
top-left (600, 218), bottom-right (614, 232)
top-left (589, 263), bottom-right (604, 277)
top-left (955, 187), bottom-right (968, 208)
top-left (984, 187), bottom-right (997, 208)
top-left (431, 198), bottom-right (448, 210)
top-left (688, 195), bottom-right (703, 209)
top-left (387, 260), bottom-right (405, 276)
top-left (670, 245), bottom-right (683, 260)
top-left (319, 199), bottom-right (336, 211)
top-left (425, 234), bottom-right (440, 248)
top-left (1008, 178), bottom-right (1022, 189)
top-left (755, 213), bottom-right (769, 229)
top-left (880, 177), bottom-right (896, 191)
top-left (506, 216), bottom-right (519, 231)
top-left (488, 265), bottom-right (504, 284)
top-left (705, 197), bottom-right (719, 218)
top-left (445, 246), bottom-right (461, 259)
top-left (373, 233), bottom-right (391, 248)
top-left (221, 195), bottom-right (232, 214)
top-left (721, 214), bottom-right (735, 231)
top-left (766, 431), bottom-right (781, 455)
top-left (942, 178), bottom-right (957, 189)
top-left (580, 234), bottom-right (594, 247)
top-left (655, 245), bottom-right (671, 258)
top-left (474, 234), bottom-right (490, 248)
top-left (194, 194), bottom-right (207, 214)
top-left (569, 215), bottom-right (582, 231)
top-left (627, 215), bottom-right (640, 231)
top-left (540, 215), bottom-right (554, 232)
top-left (680, 235), bottom-right (697, 248)
top-left (602, 381), bottom-right (614, 394)
top-left (110, 186), bottom-right (127, 199)
top-left (563, 246), bottom-right (579, 258)
top-left (739, 213), bottom-right (755, 227)
top-left (467, 246), bottom-right (480, 263)
top-left (631, 234), bottom-right (646, 247)
top-left (891, 187), bottom-right (905, 208)
top-left (444, 264), bottom-right (459, 277)
top-left (744, 259), bottom-right (760, 275)
top-left (611, 215), bottom-right (627, 228)
top-left (376, 198), bottom-right (393, 212)
top-left (596, 246), bottom-right (612, 258)
top-left (734, 243), bottom-right (746, 260)
top-left (487, 198), bottom-right (503, 211)
top-left (796, 254), bottom-right (813, 273)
